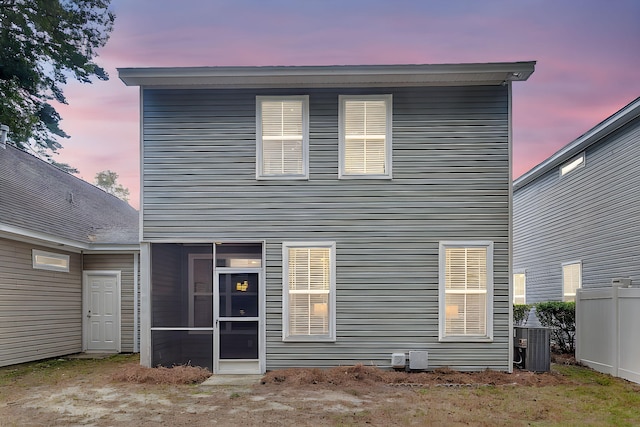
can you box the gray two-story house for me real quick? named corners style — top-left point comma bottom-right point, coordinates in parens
top-left (119, 62), bottom-right (535, 374)
top-left (513, 97), bottom-right (640, 304)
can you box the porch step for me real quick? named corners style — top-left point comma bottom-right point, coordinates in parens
top-left (201, 374), bottom-right (263, 386)
top-left (65, 352), bottom-right (117, 360)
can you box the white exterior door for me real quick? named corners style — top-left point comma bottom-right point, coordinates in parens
top-left (83, 271), bottom-right (121, 352)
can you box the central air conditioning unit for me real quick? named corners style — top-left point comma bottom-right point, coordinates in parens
top-left (514, 326), bottom-right (550, 372)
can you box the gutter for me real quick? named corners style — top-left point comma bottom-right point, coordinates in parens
top-left (0, 223), bottom-right (139, 253)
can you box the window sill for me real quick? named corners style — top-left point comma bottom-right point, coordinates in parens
top-left (338, 174), bottom-right (392, 180)
top-left (283, 336), bottom-right (336, 343)
top-left (438, 336), bottom-right (493, 343)
top-left (257, 175), bottom-right (309, 181)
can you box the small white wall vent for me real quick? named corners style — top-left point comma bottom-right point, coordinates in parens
top-left (391, 353), bottom-right (406, 369)
top-left (611, 278), bottom-right (632, 287)
top-left (409, 351), bottom-right (428, 370)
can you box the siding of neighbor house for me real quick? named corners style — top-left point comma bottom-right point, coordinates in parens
top-left (0, 238), bottom-right (82, 367)
top-left (142, 85), bottom-right (512, 370)
top-left (513, 117), bottom-right (640, 303)
top-left (83, 254), bottom-right (137, 352)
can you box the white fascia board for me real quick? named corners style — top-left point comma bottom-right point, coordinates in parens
top-left (514, 96), bottom-right (640, 191)
top-left (119, 61), bottom-right (535, 88)
top-left (0, 224), bottom-right (86, 252)
top-left (83, 245), bottom-right (141, 254)
top-left (0, 224), bottom-right (140, 253)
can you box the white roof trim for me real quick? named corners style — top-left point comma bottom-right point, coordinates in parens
top-left (119, 62), bottom-right (535, 88)
top-left (0, 223), bottom-right (140, 253)
top-left (514, 97), bottom-right (640, 191)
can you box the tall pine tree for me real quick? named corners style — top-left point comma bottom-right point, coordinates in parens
top-left (0, 0), bottom-right (115, 171)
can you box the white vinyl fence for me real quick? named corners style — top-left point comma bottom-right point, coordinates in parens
top-left (576, 285), bottom-right (640, 384)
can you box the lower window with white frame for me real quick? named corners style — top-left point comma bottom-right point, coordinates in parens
top-left (562, 261), bottom-right (581, 302)
top-left (282, 242), bottom-right (336, 341)
top-left (513, 272), bottom-right (526, 304)
top-left (439, 241), bottom-right (493, 341)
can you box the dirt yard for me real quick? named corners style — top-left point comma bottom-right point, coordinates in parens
top-left (1, 354), bottom-right (639, 426)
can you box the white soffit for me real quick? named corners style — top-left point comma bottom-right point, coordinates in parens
top-left (118, 62), bottom-right (536, 88)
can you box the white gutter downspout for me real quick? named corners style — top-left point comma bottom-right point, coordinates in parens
top-left (0, 124), bottom-right (8, 149)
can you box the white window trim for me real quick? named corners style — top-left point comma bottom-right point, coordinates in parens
top-left (562, 260), bottom-right (582, 302)
top-left (513, 271), bottom-right (526, 304)
top-left (282, 241), bottom-right (336, 342)
top-left (438, 241), bottom-right (494, 342)
top-left (560, 152), bottom-right (585, 177)
top-left (32, 249), bottom-right (70, 272)
top-left (338, 94), bottom-right (392, 179)
top-left (256, 95), bottom-right (309, 180)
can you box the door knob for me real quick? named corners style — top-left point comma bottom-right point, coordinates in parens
top-left (87, 311), bottom-right (92, 318)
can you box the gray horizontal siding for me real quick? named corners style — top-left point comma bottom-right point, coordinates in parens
top-left (142, 85), bottom-right (511, 370)
top-left (0, 238), bottom-right (82, 367)
top-left (83, 254), bottom-right (137, 353)
top-left (514, 118), bottom-right (640, 303)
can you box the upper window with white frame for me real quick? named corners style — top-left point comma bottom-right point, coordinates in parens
top-left (513, 272), bottom-right (526, 304)
top-left (282, 242), bottom-right (336, 342)
top-left (560, 152), bottom-right (584, 177)
top-left (439, 241), bottom-right (493, 341)
top-left (32, 249), bottom-right (70, 272)
top-left (256, 96), bottom-right (309, 179)
top-left (339, 95), bottom-right (392, 179)
top-left (562, 261), bottom-right (581, 302)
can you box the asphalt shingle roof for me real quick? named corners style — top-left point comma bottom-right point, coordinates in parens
top-left (0, 145), bottom-right (138, 246)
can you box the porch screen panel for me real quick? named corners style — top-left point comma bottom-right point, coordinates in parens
top-left (152, 330), bottom-right (213, 371)
top-left (150, 244), bottom-right (214, 370)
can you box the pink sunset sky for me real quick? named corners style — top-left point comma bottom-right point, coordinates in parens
top-left (51, 0), bottom-right (640, 209)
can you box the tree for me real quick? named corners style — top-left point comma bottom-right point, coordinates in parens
top-left (0, 0), bottom-right (115, 168)
top-left (94, 170), bottom-right (129, 202)
top-left (534, 301), bottom-right (576, 354)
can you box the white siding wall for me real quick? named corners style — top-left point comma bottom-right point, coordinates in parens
top-left (142, 86), bottom-right (511, 370)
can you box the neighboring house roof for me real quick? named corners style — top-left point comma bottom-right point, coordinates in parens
top-left (514, 96), bottom-right (640, 191)
top-left (0, 144), bottom-right (139, 250)
top-left (118, 62), bottom-right (535, 88)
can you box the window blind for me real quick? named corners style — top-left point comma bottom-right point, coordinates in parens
top-left (343, 99), bottom-right (388, 175)
top-left (444, 247), bottom-right (487, 336)
top-left (563, 263), bottom-right (581, 301)
top-left (513, 273), bottom-right (526, 304)
top-left (288, 247), bottom-right (331, 336)
top-left (260, 100), bottom-right (304, 176)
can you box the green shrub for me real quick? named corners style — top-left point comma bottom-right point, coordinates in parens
top-left (534, 301), bottom-right (575, 354)
top-left (513, 304), bottom-right (532, 326)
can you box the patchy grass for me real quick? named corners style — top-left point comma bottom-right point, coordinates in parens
top-left (0, 354), bottom-right (136, 389)
top-left (0, 356), bottom-right (639, 426)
